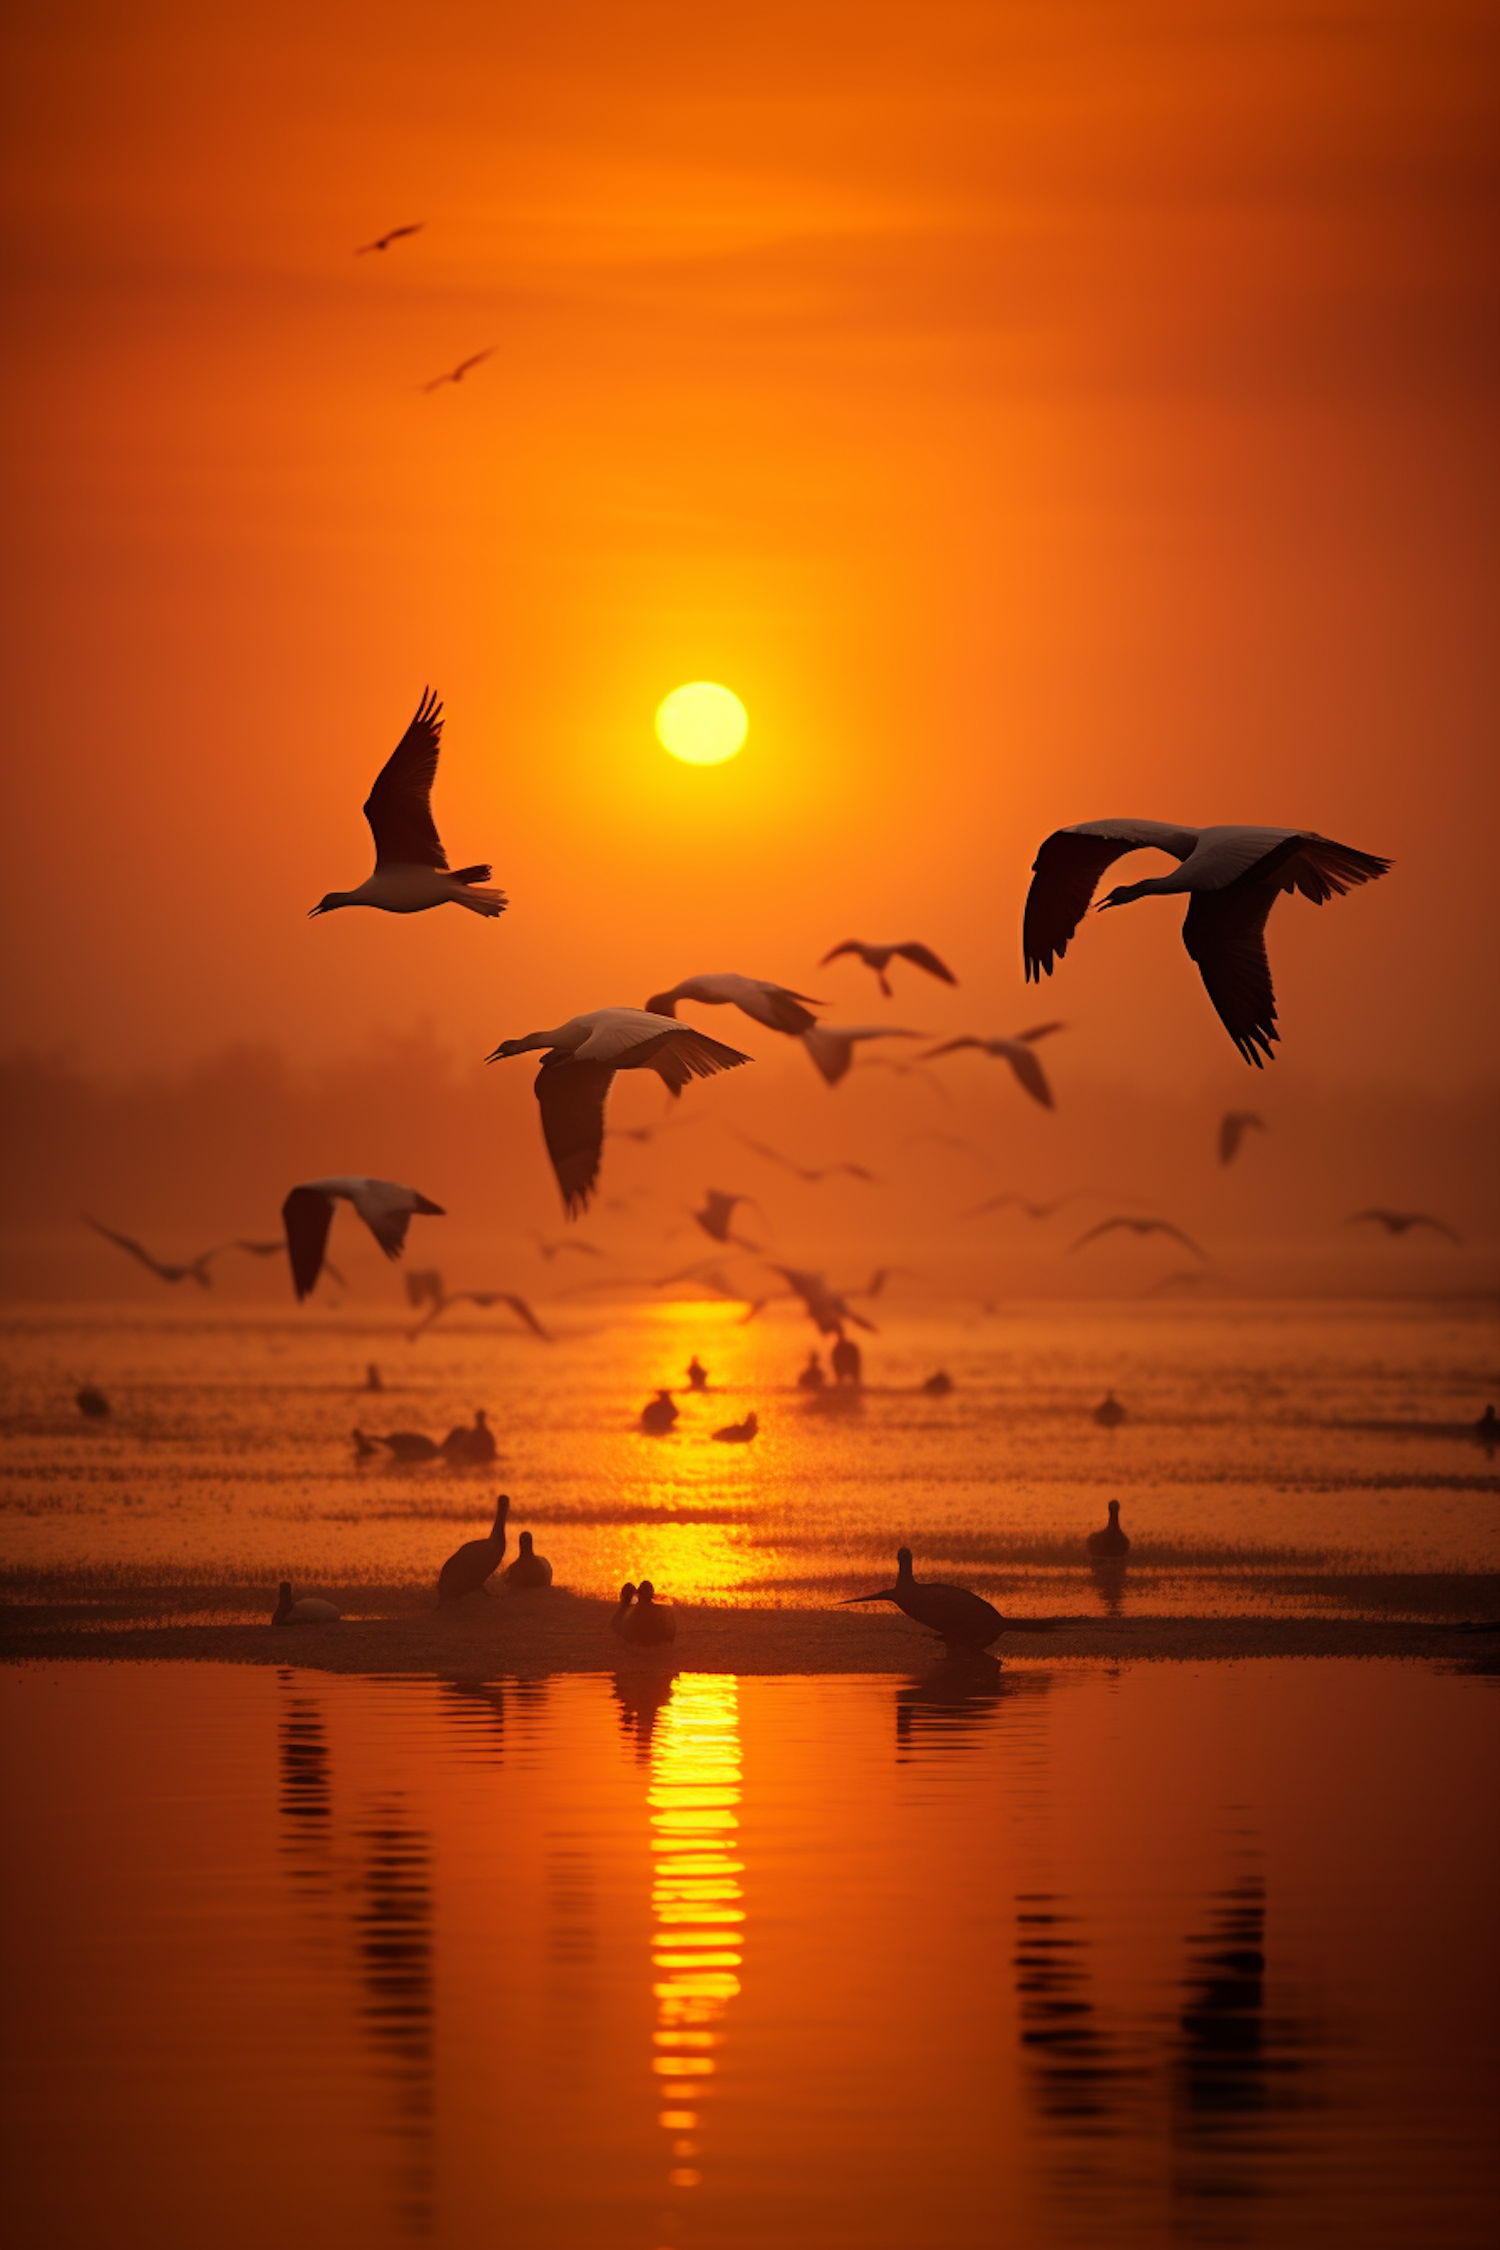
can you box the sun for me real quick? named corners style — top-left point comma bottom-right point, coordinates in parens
top-left (655, 681), bottom-right (748, 766)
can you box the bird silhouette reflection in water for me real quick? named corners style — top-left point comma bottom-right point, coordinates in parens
top-left (356, 1799), bottom-right (436, 2238)
top-left (612, 1663), bottom-right (678, 1762)
top-left (894, 1654), bottom-right (1049, 1757)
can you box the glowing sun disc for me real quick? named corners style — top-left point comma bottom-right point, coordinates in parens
top-left (656, 682), bottom-right (748, 765)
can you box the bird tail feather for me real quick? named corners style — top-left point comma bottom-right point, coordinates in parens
top-left (453, 885), bottom-right (507, 917)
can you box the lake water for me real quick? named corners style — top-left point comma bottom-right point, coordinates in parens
top-left (2, 1657), bottom-right (1496, 2250)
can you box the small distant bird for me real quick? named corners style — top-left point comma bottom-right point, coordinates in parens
top-left (379, 1431), bottom-right (443, 1462)
top-left (281, 1177), bottom-right (445, 1300)
top-left (820, 940), bottom-right (957, 998)
top-left (309, 690), bottom-right (504, 920)
top-left (1087, 1501), bottom-right (1130, 1556)
top-left (842, 1548), bottom-right (1003, 1650)
top-left (1023, 819), bottom-right (1389, 1065)
top-left (504, 1530), bottom-right (553, 1589)
top-left (802, 1025), bottom-right (925, 1087)
top-left (713, 1412), bottom-right (759, 1443)
top-left (965, 1190), bottom-right (1106, 1221)
top-left (732, 1132), bottom-right (878, 1183)
top-left (272, 1582), bottom-right (341, 1626)
top-left (441, 1410), bottom-right (497, 1465)
top-left (76, 1385), bottom-right (109, 1419)
top-left (1094, 1392), bottom-right (1127, 1427)
top-left (693, 1189), bottom-right (762, 1247)
top-left (796, 1351), bottom-right (826, 1391)
top-left (686, 1357), bottom-right (709, 1391)
top-left (768, 1266), bottom-right (878, 1337)
top-left (1345, 1209), bottom-right (1463, 1244)
top-left (408, 1280), bottom-right (549, 1342)
top-left (487, 1008), bottom-right (752, 1215)
top-left (922, 1025), bottom-right (1066, 1109)
top-left (645, 972), bottom-right (823, 1037)
top-left (530, 1233), bottom-right (604, 1262)
top-left (830, 1335), bottom-right (864, 1386)
top-left (364, 1363), bottom-right (384, 1392)
top-left (84, 1218), bottom-right (218, 1289)
top-left (1071, 1216), bottom-right (1208, 1261)
top-left (351, 1428), bottom-right (381, 1458)
top-left (619, 1580), bottom-right (676, 1646)
top-left (639, 1389), bottom-right (679, 1435)
top-left (1219, 1111), bottom-right (1266, 1166)
top-left (355, 222), bottom-right (423, 255)
top-left (437, 1494), bottom-right (510, 1602)
top-left (1474, 1405), bottom-right (1499, 1444)
top-left (611, 1583), bottom-right (638, 1636)
top-left (422, 347), bottom-right (495, 392)
top-left (921, 1371), bottom-right (954, 1397)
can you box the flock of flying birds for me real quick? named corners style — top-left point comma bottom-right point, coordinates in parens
top-left (82, 685), bottom-right (1467, 1308)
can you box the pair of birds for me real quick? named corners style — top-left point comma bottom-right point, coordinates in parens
top-left (352, 1409), bottom-right (496, 1465)
top-left (436, 1496), bottom-right (552, 1600)
top-left (611, 1581), bottom-right (676, 1646)
top-left (638, 1388), bottom-right (757, 1441)
top-left (847, 1513), bottom-right (1131, 1647)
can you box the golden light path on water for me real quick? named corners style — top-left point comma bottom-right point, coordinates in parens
top-left (648, 1674), bottom-right (744, 2224)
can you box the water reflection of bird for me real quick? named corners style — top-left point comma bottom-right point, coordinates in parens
top-left (1025, 821), bottom-right (1389, 1063)
top-left (639, 1390), bottom-right (679, 1434)
top-left (843, 1548), bottom-right (1006, 1650)
top-left (441, 1410), bottom-right (497, 1465)
top-left (272, 1581), bottom-right (340, 1626)
top-left (308, 689), bottom-right (504, 920)
top-left (436, 1494), bottom-right (509, 1602)
top-left (1094, 1392), bottom-right (1127, 1427)
top-left (712, 1412), bottom-right (759, 1443)
top-left (732, 1131), bottom-right (879, 1184)
top-left (84, 1218), bottom-right (219, 1289)
top-left (504, 1531), bottom-right (553, 1588)
top-left (487, 1008), bottom-right (751, 1215)
top-left (76, 1385), bottom-right (110, 1418)
top-left (1345, 1208), bottom-right (1463, 1244)
top-left (1087, 1501), bottom-right (1131, 1555)
top-left (282, 1176), bottom-right (445, 1300)
top-left (820, 938), bottom-right (958, 997)
top-left (1219, 1110), bottom-right (1266, 1165)
top-left (922, 1025), bottom-right (1066, 1108)
top-left (1072, 1216), bottom-right (1208, 1261)
top-left (894, 1651), bottom-right (1023, 1755)
top-left (801, 1024), bottom-right (924, 1086)
top-left (619, 1581), bottom-right (676, 1645)
top-left (645, 971), bottom-right (823, 1036)
top-left (612, 1662), bottom-right (677, 1758)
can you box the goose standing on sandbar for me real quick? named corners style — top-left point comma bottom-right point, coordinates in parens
top-left (620, 1581), bottom-right (676, 1646)
top-left (309, 689), bottom-right (506, 919)
top-left (437, 1494), bottom-right (510, 1602)
top-left (281, 1177), bottom-right (445, 1300)
top-left (504, 1531), bottom-right (553, 1588)
top-left (487, 1009), bottom-right (751, 1215)
top-left (1023, 821), bottom-right (1389, 1064)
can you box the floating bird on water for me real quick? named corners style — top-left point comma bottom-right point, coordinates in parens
top-left (1094, 1392), bottom-right (1127, 1427)
top-left (309, 689), bottom-right (504, 921)
top-left (488, 1008), bottom-right (751, 1215)
top-left (645, 972), bottom-right (823, 1037)
top-left (378, 1430), bottom-right (443, 1462)
top-left (84, 1218), bottom-right (219, 1289)
top-left (610, 1583), bottom-right (637, 1636)
top-left (437, 1494), bottom-right (510, 1602)
top-left (1086, 1501), bottom-right (1131, 1556)
top-left (364, 1363), bottom-right (383, 1392)
top-left (842, 1548), bottom-right (1004, 1650)
top-left (802, 1025), bottom-right (925, 1086)
top-left (713, 1411), bottom-right (759, 1443)
top-left (639, 1389), bottom-right (679, 1434)
top-left (1475, 1406), bottom-right (1499, 1446)
top-left (272, 1582), bottom-right (341, 1626)
top-left (1345, 1209), bottom-right (1463, 1244)
top-left (923, 1025), bottom-right (1066, 1109)
top-left (504, 1530), bottom-right (553, 1589)
top-left (693, 1189), bottom-right (763, 1247)
top-left (619, 1581), bottom-right (676, 1646)
top-left (686, 1357), bottom-right (709, 1392)
top-left (1219, 1111), bottom-right (1266, 1166)
top-left (422, 347), bottom-right (495, 392)
top-left (732, 1131), bottom-right (878, 1184)
top-left (441, 1410), bottom-right (497, 1465)
top-left (76, 1385), bottom-right (109, 1419)
top-left (1071, 1216), bottom-right (1208, 1261)
top-left (281, 1177), bottom-right (445, 1300)
top-left (356, 221), bottom-right (423, 254)
top-left (797, 1351), bottom-right (826, 1391)
top-left (351, 1428), bottom-right (381, 1458)
top-left (820, 940), bottom-right (957, 997)
top-left (921, 1371), bottom-right (954, 1396)
top-left (1023, 820), bottom-right (1389, 1065)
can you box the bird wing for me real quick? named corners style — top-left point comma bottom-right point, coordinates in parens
top-left (1264, 832), bottom-right (1391, 903)
top-left (537, 1059), bottom-right (616, 1215)
top-left (1001, 1043), bottom-right (1054, 1109)
top-left (736, 979), bottom-right (821, 1035)
top-left (350, 1180), bottom-right (444, 1258)
top-left (467, 1292), bottom-right (552, 1337)
top-left (1149, 1219), bottom-right (1210, 1259)
top-left (1219, 1114), bottom-right (1243, 1165)
top-left (818, 941), bottom-right (866, 967)
top-left (362, 689), bottom-right (447, 869)
top-left (802, 1028), bottom-right (852, 1084)
top-left (892, 942), bottom-right (957, 983)
top-left (1181, 878), bottom-right (1282, 1066)
top-left (231, 1238), bottom-right (287, 1256)
top-left (451, 348), bottom-right (494, 380)
top-left (922, 1038), bottom-right (983, 1057)
top-left (84, 1218), bottom-right (169, 1278)
top-left (1069, 1217), bottom-right (1130, 1252)
top-left (622, 1027), bottom-right (753, 1095)
top-left (732, 1131), bottom-right (807, 1176)
top-left (1024, 823), bottom-right (1196, 980)
top-left (281, 1187), bottom-right (334, 1300)
top-left (834, 1163), bottom-right (880, 1182)
top-left (1016, 1022), bottom-right (1066, 1043)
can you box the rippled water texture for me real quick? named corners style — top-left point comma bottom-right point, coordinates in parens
top-left (2, 1659), bottom-right (1496, 2250)
top-left (1, 1299), bottom-right (1495, 1616)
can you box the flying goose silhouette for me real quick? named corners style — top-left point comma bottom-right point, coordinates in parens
top-left (309, 690), bottom-right (504, 920)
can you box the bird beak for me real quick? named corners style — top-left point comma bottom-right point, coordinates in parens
top-left (840, 1589), bottom-right (897, 1605)
top-left (307, 904), bottom-right (325, 918)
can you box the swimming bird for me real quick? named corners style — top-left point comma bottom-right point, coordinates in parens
top-left (1023, 820), bottom-right (1389, 1065)
top-left (272, 1582), bottom-right (341, 1626)
top-left (437, 1494), bottom-right (510, 1602)
top-left (379, 1430), bottom-right (443, 1462)
top-left (767, 1266), bottom-right (878, 1336)
top-left (639, 1389), bottom-right (679, 1434)
top-left (351, 1427), bottom-right (381, 1458)
top-left (281, 1177), bottom-right (445, 1300)
top-left (76, 1385), bottom-right (109, 1418)
top-left (1219, 1111), bottom-right (1266, 1166)
top-left (620, 1581), bottom-right (676, 1645)
top-left (422, 347), bottom-right (495, 392)
top-left (84, 1218), bottom-right (219, 1289)
top-left (693, 1189), bottom-right (763, 1247)
top-left (504, 1530), bottom-right (553, 1588)
top-left (363, 1363), bottom-right (383, 1392)
top-left (355, 221), bottom-right (423, 254)
top-left (1093, 1392), bottom-right (1127, 1427)
top-left (713, 1411), bottom-right (759, 1443)
top-left (1086, 1501), bottom-right (1130, 1555)
top-left (610, 1583), bottom-right (637, 1635)
top-left (441, 1410), bottom-right (498, 1465)
top-left (802, 1025), bottom-right (925, 1086)
top-left (820, 940), bottom-right (957, 997)
top-left (842, 1548), bottom-right (1004, 1650)
top-left (731, 1132), bottom-right (879, 1184)
top-left (921, 1371), bottom-right (954, 1396)
top-left (922, 1025), bottom-right (1066, 1109)
top-left (1345, 1209), bottom-right (1463, 1244)
top-left (1071, 1216), bottom-right (1208, 1261)
top-left (645, 972), bottom-right (823, 1037)
top-left (686, 1357), bottom-right (709, 1391)
top-left (487, 1009), bottom-right (752, 1215)
top-left (308, 690), bottom-right (504, 920)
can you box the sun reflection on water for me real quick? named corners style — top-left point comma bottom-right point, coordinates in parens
top-left (646, 1673), bottom-right (744, 2203)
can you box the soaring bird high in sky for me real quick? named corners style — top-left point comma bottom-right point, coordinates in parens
top-left (1023, 821), bottom-right (1389, 1064)
top-left (487, 1008), bottom-right (751, 1215)
top-left (819, 939), bottom-right (957, 997)
top-left (309, 690), bottom-right (505, 920)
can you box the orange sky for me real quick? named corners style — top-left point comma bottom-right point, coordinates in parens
top-left (2, 0), bottom-right (1496, 1096)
